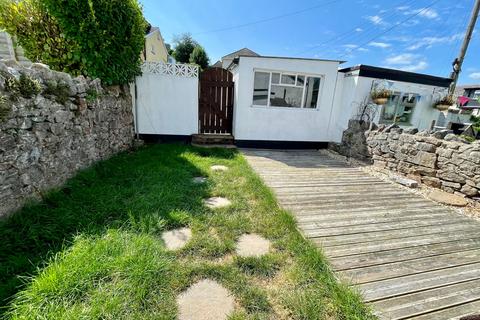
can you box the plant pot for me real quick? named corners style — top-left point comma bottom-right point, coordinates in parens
top-left (435, 104), bottom-right (451, 111)
top-left (373, 98), bottom-right (388, 105)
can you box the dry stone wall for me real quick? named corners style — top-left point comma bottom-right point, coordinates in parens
top-left (0, 60), bottom-right (134, 217)
top-left (366, 125), bottom-right (480, 199)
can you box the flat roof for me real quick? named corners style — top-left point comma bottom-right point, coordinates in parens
top-left (458, 84), bottom-right (480, 90)
top-left (339, 64), bottom-right (452, 88)
top-left (232, 55), bottom-right (345, 65)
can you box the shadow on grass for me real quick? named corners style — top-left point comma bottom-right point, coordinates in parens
top-left (0, 143), bottom-right (237, 312)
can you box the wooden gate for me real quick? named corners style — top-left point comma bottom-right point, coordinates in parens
top-left (199, 68), bottom-right (234, 134)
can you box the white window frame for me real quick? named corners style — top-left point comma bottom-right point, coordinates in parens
top-left (251, 69), bottom-right (325, 110)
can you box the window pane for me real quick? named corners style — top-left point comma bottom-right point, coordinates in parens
top-left (271, 73), bottom-right (280, 84)
top-left (380, 94), bottom-right (400, 123)
top-left (270, 85), bottom-right (303, 108)
top-left (253, 72), bottom-right (270, 106)
top-left (281, 74), bottom-right (296, 85)
top-left (303, 77), bottom-right (321, 108)
top-left (297, 75), bottom-right (305, 87)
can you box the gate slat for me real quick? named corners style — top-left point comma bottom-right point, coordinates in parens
top-left (198, 68), bottom-right (234, 134)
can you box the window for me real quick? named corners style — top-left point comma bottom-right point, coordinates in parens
top-left (253, 72), bottom-right (270, 106)
top-left (380, 92), bottom-right (420, 125)
top-left (252, 70), bottom-right (323, 109)
top-left (474, 90), bottom-right (480, 100)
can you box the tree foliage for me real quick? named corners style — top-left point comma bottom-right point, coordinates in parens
top-left (0, 0), bottom-right (146, 85)
top-left (172, 33), bottom-right (198, 64)
top-left (189, 46), bottom-right (209, 70)
top-left (42, 0), bottom-right (146, 85)
top-left (0, 0), bottom-right (82, 74)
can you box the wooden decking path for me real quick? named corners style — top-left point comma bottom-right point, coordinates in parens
top-left (242, 149), bottom-right (480, 320)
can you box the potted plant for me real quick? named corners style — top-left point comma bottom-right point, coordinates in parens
top-left (434, 95), bottom-right (455, 111)
top-left (371, 89), bottom-right (392, 105)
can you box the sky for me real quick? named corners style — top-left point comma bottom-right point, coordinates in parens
top-left (140, 0), bottom-right (480, 84)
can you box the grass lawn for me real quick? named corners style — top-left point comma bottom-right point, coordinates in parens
top-left (0, 144), bottom-right (374, 319)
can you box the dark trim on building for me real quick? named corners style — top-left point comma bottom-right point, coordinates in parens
top-left (139, 134), bottom-right (191, 144)
top-left (339, 64), bottom-right (452, 88)
top-left (235, 140), bottom-right (328, 149)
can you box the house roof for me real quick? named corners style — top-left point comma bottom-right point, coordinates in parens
top-left (457, 84), bottom-right (480, 90)
top-left (145, 26), bottom-right (160, 38)
top-left (212, 60), bottom-right (222, 68)
top-left (222, 48), bottom-right (260, 60)
top-left (339, 64), bottom-right (452, 88)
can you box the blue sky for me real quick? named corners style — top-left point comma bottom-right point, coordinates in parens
top-left (140, 0), bottom-right (479, 84)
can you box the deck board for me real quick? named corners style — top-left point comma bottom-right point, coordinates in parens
top-left (242, 149), bottom-right (480, 320)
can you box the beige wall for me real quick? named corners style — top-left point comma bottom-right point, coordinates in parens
top-left (143, 29), bottom-right (168, 63)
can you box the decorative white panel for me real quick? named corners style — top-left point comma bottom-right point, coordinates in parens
top-left (141, 62), bottom-right (199, 78)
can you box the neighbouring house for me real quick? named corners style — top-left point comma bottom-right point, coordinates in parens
top-left (212, 47), bottom-right (259, 69)
top-left (0, 31), bottom-right (30, 65)
top-left (457, 84), bottom-right (480, 115)
top-left (457, 84), bottom-right (480, 99)
top-left (142, 25), bottom-right (170, 63)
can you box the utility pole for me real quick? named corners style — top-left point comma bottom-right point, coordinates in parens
top-left (449, 0), bottom-right (480, 95)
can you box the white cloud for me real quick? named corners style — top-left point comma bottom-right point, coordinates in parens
top-left (400, 61), bottom-right (429, 72)
top-left (368, 41), bottom-right (391, 48)
top-left (343, 44), bottom-right (358, 49)
top-left (407, 33), bottom-right (463, 50)
top-left (396, 6), bottom-right (410, 11)
top-left (355, 28), bottom-right (363, 32)
top-left (358, 47), bottom-right (369, 52)
top-left (418, 8), bottom-right (439, 19)
top-left (384, 53), bottom-right (428, 72)
top-left (402, 7), bottom-right (439, 19)
top-left (385, 53), bottom-right (419, 65)
top-left (470, 72), bottom-right (480, 80)
top-left (367, 15), bottom-right (384, 25)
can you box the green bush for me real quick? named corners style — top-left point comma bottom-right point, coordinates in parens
top-left (172, 33), bottom-right (198, 64)
top-left (5, 74), bottom-right (41, 99)
top-left (189, 46), bottom-right (210, 70)
top-left (1, 0), bottom-right (146, 85)
top-left (0, 0), bottom-right (83, 75)
top-left (43, 0), bottom-right (146, 85)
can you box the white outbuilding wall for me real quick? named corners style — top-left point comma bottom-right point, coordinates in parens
top-left (230, 56), bottom-right (341, 143)
top-left (135, 62), bottom-right (199, 136)
top-left (329, 68), bottom-right (453, 142)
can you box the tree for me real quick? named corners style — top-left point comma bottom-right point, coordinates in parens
top-left (0, 0), bottom-right (82, 74)
top-left (172, 33), bottom-right (197, 64)
top-left (189, 46), bottom-right (209, 70)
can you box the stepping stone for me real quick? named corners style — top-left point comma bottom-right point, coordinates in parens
top-left (177, 279), bottom-right (234, 320)
top-left (193, 177), bottom-right (207, 184)
top-left (211, 165), bottom-right (228, 172)
top-left (161, 227), bottom-right (192, 250)
top-left (428, 190), bottom-right (468, 207)
top-left (235, 234), bottom-right (271, 257)
top-left (204, 197), bottom-right (231, 209)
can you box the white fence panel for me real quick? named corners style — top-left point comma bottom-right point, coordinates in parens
top-left (135, 62), bottom-right (199, 136)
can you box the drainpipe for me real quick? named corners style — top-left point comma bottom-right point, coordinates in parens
top-left (326, 71), bottom-right (341, 145)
